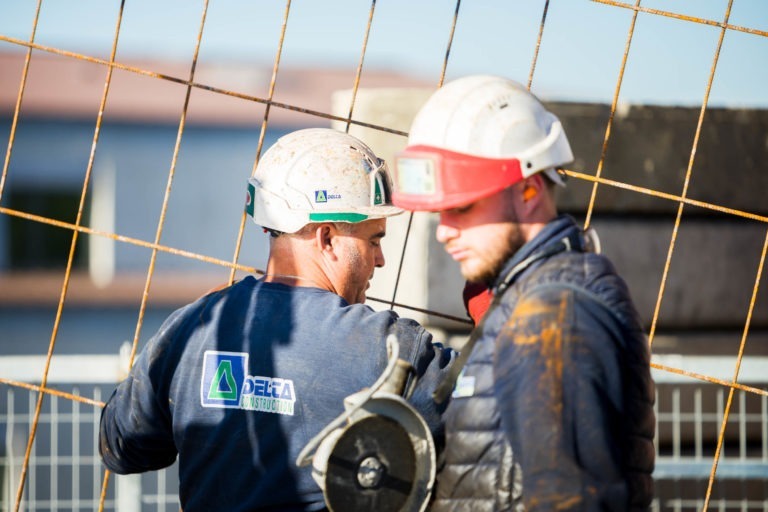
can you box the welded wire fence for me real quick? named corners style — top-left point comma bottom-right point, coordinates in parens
top-left (1, 0), bottom-right (767, 510)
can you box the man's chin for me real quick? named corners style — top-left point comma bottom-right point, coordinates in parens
top-left (460, 264), bottom-right (483, 283)
top-left (461, 261), bottom-right (498, 284)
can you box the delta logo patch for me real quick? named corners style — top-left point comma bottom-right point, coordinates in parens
top-left (201, 351), bottom-right (296, 416)
top-left (314, 190), bottom-right (341, 203)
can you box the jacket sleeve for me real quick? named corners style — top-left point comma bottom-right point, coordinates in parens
top-left (393, 318), bottom-right (457, 445)
top-left (493, 283), bottom-right (629, 511)
top-left (99, 309), bottom-right (188, 474)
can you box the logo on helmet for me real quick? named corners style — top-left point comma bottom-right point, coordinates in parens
top-left (245, 182), bottom-right (255, 216)
top-left (315, 190), bottom-right (341, 203)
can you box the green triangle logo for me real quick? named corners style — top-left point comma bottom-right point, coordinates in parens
top-left (373, 179), bottom-right (383, 205)
top-left (208, 360), bottom-right (238, 400)
top-left (315, 190), bottom-right (327, 203)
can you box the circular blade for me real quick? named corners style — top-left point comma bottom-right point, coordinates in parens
top-left (325, 415), bottom-right (417, 512)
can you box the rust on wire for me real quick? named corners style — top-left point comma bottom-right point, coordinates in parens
top-left (0, 35), bottom-right (409, 138)
top-left (126, 0), bottom-right (211, 372)
top-left (14, 2), bottom-right (128, 510)
top-left (388, 0), bottom-right (462, 312)
top-left (563, 170), bottom-right (768, 224)
top-left (0, 203), bottom-right (469, 324)
top-left (649, 362), bottom-right (768, 398)
top-left (646, 0), bottom-right (732, 357)
top-left (438, 0), bottom-right (461, 89)
top-left (345, 0), bottom-right (409, 312)
top-left (701, 5), bottom-right (756, 497)
top-left (1, 2), bottom-right (766, 509)
top-left (583, 0), bottom-right (641, 231)
top-left (342, 0), bottom-right (377, 133)
top-left (592, 0), bottom-right (768, 39)
top-left (95, 5), bottom-right (213, 508)
top-left (0, 1), bottom-right (42, 203)
top-left (0, 206), bottom-right (262, 274)
top-left (527, 0), bottom-right (550, 91)
top-left (0, 378), bottom-right (106, 408)
top-left (229, 0), bottom-right (293, 285)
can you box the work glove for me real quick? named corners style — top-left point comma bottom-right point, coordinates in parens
top-left (462, 281), bottom-right (493, 326)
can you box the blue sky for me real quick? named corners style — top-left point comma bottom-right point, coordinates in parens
top-left (1, 0), bottom-right (766, 107)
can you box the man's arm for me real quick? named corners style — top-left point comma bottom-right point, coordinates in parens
top-left (392, 318), bottom-right (457, 444)
top-left (493, 284), bottom-right (627, 511)
top-left (99, 313), bottom-right (187, 474)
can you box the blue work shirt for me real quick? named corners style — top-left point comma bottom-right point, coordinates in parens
top-left (99, 277), bottom-right (454, 511)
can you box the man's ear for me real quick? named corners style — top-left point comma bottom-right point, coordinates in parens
top-left (314, 223), bottom-right (339, 260)
top-left (521, 174), bottom-right (546, 205)
top-left (509, 174), bottom-right (545, 220)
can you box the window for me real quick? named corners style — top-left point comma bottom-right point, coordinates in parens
top-left (6, 187), bottom-right (89, 270)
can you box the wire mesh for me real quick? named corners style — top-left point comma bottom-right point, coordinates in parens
top-left (1, 0), bottom-right (767, 510)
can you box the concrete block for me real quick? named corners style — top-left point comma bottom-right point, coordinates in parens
top-left (586, 216), bottom-right (768, 329)
top-left (331, 89), bottom-right (768, 337)
top-left (547, 102), bottom-right (768, 216)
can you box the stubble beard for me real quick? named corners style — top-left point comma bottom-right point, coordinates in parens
top-left (344, 244), bottom-right (369, 304)
top-left (461, 225), bottom-right (524, 285)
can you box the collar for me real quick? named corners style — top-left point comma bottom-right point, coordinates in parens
top-left (492, 214), bottom-right (587, 296)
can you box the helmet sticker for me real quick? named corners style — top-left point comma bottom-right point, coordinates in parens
top-left (245, 181), bottom-right (255, 216)
top-left (373, 176), bottom-right (383, 205)
top-left (315, 190), bottom-right (341, 203)
top-left (396, 157), bottom-right (437, 196)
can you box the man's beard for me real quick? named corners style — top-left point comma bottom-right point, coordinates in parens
top-left (462, 225), bottom-right (524, 284)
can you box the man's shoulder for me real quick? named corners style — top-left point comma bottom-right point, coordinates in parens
top-left (515, 250), bottom-right (625, 295)
top-left (347, 303), bottom-right (427, 334)
top-left (509, 250), bottom-right (641, 330)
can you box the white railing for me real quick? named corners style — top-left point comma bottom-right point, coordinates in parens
top-left (1, 354), bottom-right (766, 511)
top-left (0, 351), bottom-right (179, 512)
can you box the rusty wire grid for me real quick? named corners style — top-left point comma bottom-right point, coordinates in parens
top-left (1, 0), bottom-right (767, 510)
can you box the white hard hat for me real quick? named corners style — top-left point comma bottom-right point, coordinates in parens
top-left (246, 128), bottom-right (402, 233)
top-left (392, 75), bottom-right (573, 211)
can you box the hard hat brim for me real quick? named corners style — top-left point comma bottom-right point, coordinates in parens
top-left (391, 145), bottom-right (524, 211)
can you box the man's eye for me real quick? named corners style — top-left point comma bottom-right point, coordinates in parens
top-left (454, 204), bottom-right (472, 214)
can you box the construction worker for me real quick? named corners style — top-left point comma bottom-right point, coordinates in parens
top-left (392, 75), bottom-right (655, 511)
top-left (99, 128), bottom-right (454, 511)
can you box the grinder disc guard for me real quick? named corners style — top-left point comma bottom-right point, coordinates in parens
top-left (325, 415), bottom-right (416, 511)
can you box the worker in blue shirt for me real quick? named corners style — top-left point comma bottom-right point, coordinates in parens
top-left (99, 128), bottom-right (454, 511)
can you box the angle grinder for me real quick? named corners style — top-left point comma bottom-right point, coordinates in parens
top-left (296, 336), bottom-right (436, 512)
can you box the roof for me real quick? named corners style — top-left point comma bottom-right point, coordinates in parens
top-left (0, 50), bottom-right (433, 127)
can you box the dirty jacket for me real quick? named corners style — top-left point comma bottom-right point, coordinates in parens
top-left (432, 215), bottom-right (655, 511)
top-left (99, 276), bottom-right (454, 512)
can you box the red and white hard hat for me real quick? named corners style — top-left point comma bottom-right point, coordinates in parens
top-left (392, 75), bottom-right (573, 211)
top-left (246, 128), bottom-right (402, 233)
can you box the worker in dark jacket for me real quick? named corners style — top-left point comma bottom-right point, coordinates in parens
top-left (392, 75), bottom-right (655, 511)
top-left (99, 128), bottom-right (454, 511)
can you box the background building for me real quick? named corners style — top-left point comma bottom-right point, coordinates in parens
top-left (1, 1), bottom-right (767, 509)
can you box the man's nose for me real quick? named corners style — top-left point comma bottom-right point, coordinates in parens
top-left (436, 218), bottom-right (459, 244)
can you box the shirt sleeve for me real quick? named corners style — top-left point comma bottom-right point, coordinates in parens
top-left (99, 310), bottom-right (187, 474)
top-left (492, 283), bottom-right (628, 511)
top-left (393, 318), bottom-right (457, 446)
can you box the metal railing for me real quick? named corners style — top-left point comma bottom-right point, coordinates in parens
top-left (2, 355), bottom-right (766, 511)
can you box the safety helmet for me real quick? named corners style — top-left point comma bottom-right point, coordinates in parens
top-left (246, 128), bottom-right (402, 233)
top-left (392, 75), bottom-right (573, 211)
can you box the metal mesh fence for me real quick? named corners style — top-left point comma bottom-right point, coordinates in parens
top-left (1, 0), bottom-right (767, 510)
